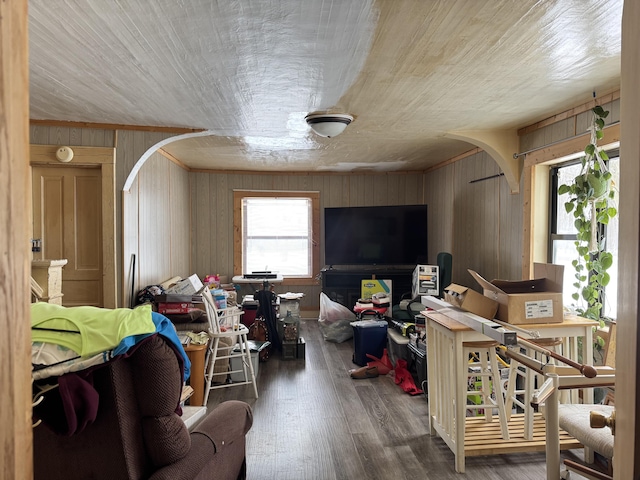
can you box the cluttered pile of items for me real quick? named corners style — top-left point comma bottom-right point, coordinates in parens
top-left (318, 265), bottom-right (442, 397)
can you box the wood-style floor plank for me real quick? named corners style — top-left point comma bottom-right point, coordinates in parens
top-left (206, 318), bottom-right (589, 479)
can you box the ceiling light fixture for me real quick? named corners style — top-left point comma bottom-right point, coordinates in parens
top-left (305, 113), bottom-right (353, 138)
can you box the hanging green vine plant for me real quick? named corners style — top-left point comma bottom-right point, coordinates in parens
top-left (558, 106), bottom-right (617, 322)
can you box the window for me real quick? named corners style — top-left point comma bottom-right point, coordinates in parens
top-left (549, 152), bottom-right (619, 318)
top-left (233, 191), bottom-right (320, 283)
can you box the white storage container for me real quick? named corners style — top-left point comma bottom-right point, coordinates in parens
top-left (229, 349), bottom-right (259, 382)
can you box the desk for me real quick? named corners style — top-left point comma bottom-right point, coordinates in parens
top-left (184, 343), bottom-right (208, 406)
top-left (425, 311), bottom-right (597, 473)
top-left (232, 274), bottom-right (284, 292)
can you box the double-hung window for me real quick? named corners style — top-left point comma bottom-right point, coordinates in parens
top-left (233, 191), bottom-right (320, 283)
top-left (549, 151), bottom-right (619, 318)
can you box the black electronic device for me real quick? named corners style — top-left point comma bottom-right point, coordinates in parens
top-left (324, 204), bottom-right (428, 266)
top-left (243, 272), bottom-right (277, 279)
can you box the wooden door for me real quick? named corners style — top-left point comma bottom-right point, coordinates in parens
top-left (32, 166), bottom-right (103, 307)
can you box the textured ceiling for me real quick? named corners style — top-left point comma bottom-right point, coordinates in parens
top-left (29, 0), bottom-right (622, 173)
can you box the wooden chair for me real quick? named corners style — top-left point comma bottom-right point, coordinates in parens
top-left (201, 288), bottom-right (258, 406)
top-left (556, 321), bottom-right (616, 479)
top-left (463, 340), bottom-right (510, 440)
top-left (531, 322), bottom-right (616, 480)
top-left (504, 337), bottom-right (565, 440)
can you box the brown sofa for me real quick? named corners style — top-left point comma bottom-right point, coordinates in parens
top-left (33, 334), bottom-right (253, 480)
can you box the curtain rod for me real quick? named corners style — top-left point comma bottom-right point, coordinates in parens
top-left (469, 172), bottom-right (504, 184)
top-left (513, 120), bottom-right (620, 159)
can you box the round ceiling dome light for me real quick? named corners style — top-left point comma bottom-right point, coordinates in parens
top-left (305, 113), bottom-right (353, 138)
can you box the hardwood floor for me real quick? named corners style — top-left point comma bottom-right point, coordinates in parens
top-left (206, 319), bottom-right (587, 479)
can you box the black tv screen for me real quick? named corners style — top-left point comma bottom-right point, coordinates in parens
top-left (324, 204), bottom-right (428, 266)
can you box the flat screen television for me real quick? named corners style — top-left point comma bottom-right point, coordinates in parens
top-left (324, 204), bottom-right (428, 266)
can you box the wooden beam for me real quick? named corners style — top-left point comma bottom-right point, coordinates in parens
top-left (29, 118), bottom-right (206, 135)
top-left (0, 0), bottom-right (32, 478)
top-left (30, 145), bottom-right (115, 165)
top-left (158, 148), bottom-right (191, 171)
top-left (445, 129), bottom-right (521, 193)
top-left (615, 1), bottom-right (640, 475)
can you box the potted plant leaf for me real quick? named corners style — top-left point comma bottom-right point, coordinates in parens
top-left (558, 106), bottom-right (617, 361)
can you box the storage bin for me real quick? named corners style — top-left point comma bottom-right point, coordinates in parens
top-left (297, 337), bottom-right (306, 360)
top-left (229, 349), bottom-right (259, 382)
top-left (279, 299), bottom-right (301, 317)
top-left (282, 341), bottom-right (298, 360)
top-left (407, 342), bottom-right (427, 392)
top-left (387, 328), bottom-right (409, 365)
top-left (351, 320), bottom-right (388, 366)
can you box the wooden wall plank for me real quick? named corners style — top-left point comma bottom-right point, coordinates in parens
top-left (169, 161), bottom-right (190, 279)
top-left (194, 173), bottom-right (212, 277)
top-left (348, 175), bottom-right (363, 206)
top-left (1, 1), bottom-right (31, 477)
top-left (451, 152), bottom-right (504, 287)
top-left (117, 130), bottom-right (180, 304)
top-left (424, 165), bottom-right (454, 264)
top-left (615, 3), bottom-right (640, 474)
top-left (213, 173), bottom-right (231, 278)
top-left (387, 174), bottom-right (400, 204)
top-left (138, 154), bottom-right (170, 286)
top-left (499, 173), bottom-right (524, 280)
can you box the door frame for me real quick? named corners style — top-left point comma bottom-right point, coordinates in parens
top-left (30, 145), bottom-right (117, 308)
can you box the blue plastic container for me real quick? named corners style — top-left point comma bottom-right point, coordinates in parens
top-left (351, 320), bottom-right (388, 366)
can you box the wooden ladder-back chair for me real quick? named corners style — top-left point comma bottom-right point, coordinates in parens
top-left (530, 322), bottom-right (616, 480)
top-left (201, 288), bottom-right (258, 406)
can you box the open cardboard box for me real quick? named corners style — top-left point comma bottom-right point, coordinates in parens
top-left (443, 283), bottom-right (499, 320)
top-left (468, 263), bottom-right (564, 325)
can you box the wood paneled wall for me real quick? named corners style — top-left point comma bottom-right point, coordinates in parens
top-left (189, 171), bottom-right (426, 308)
top-left (28, 97), bottom-right (621, 310)
top-left (189, 156), bottom-right (527, 309)
top-left (30, 126), bottom-right (178, 306)
top-left (116, 130), bottom-right (178, 305)
top-left (424, 151), bottom-right (523, 289)
top-left (30, 125), bottom-right (114, 148)
top-left (519, 97), bottom-right (621, 154)
top-left (123, 152), bottom-right (191, 306)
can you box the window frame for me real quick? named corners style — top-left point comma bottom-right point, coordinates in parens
top-left (233, 190), bottom-right (320, 286)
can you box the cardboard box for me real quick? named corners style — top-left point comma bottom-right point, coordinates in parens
top-left (412, 265), bottom-right (439, 298)
top-left (468, 263), bottom-right (564, 325)
top-left (444, 284), bottom-right (499, 320)
top-left (361, 279), bottom-right (392, 303)
top-left (157, 302), bottom-right (192, 314)
top-left (155, 294), bottom-right (202, 303)
top-left (166, 274), bottom-right (204, 295)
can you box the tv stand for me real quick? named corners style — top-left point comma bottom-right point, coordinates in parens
top-left (321, 266), bottom-right (413, 308)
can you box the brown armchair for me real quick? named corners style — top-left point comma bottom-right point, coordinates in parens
top-left (33, 334), bottom-right (253, 480)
